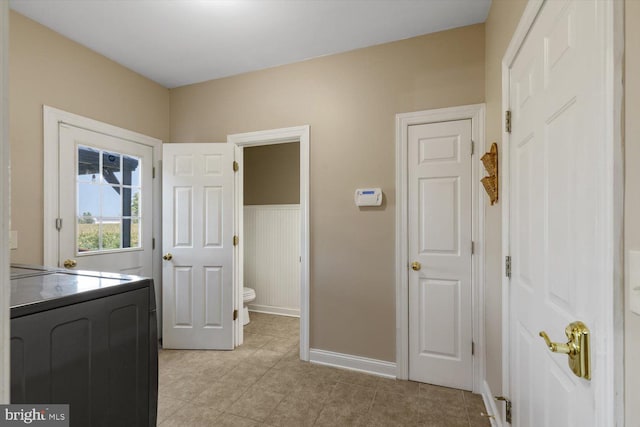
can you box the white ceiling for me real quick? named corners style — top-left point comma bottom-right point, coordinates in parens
top-left (10, 0), bottom-right (492, 89)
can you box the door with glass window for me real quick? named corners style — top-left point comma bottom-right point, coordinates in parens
top-left (58, 124), bottom-right (153, 276)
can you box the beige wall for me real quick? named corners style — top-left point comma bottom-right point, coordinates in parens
top-left (171, 25), bottom-right (485, 361)
top-left (244, 142), bottom-right (300, 205)
top-left (625, 0), bottom-right (640, 424)
top-left (483, 0), bottom-right (528, 395)
top-left (9, 11), bottom-right (170, 264)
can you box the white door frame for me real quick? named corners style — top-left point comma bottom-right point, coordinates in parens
top-left (0, 0), bottom-right (10, 404)
top-left (43, 106), bottom-right (164, 327)
top-left (227, 126), bottom-right (310, 361)
top-left (500, 0), bottom-right (624, 424)
top-left (395, 104), bottom-right (485, 392)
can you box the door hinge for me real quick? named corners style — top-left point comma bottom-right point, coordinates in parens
top-left (471, 241), bottom-right (475, 255)
top-left (472, 341), bottom-right (475, 355)
top-left (471, 140), bottom-right (475, 156)
top-left (233, 235), bottom-right (239, 246)
top-left (152, 166), bottom-right (156, 179)
top-left (233, 161), bottom-right (239, 172)
top-left (152, 238), bottom-right (155, 250)
top-left (505, 110), bottom-right (512, 133)
top-left (495, 396), bottom-right (512, 424)
top-left (505, 256), bottom-right (512, 278)
top-left (55, 218), bottom-right (62, 231)
top-left (233, 309), bottom-right (238, 321)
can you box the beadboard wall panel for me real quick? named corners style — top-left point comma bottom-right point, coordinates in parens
top-left (244, 205), bottom-right (300, 316)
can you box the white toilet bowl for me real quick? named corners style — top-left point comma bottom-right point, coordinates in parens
top-left (242, 287), bottom-right (256, 326)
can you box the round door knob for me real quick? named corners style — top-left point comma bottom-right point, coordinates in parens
top-left (63, 259), bottom-right (77, 269)
top-left (163, 253), bottom-right (173, 261)
top-left (411, 261), bottom-right (421, 271)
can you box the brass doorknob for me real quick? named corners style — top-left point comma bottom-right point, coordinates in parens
top-left (411, 261), bottom-right (421, 271)
top-left (163, 253), bottom-right (173, 261)
top-left (63, 259), bottom-right (77, 269)
top-left (539, 321), bottom-right (591, 380)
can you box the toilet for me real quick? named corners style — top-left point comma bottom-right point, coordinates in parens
top-left (242, 287), bottom-right (256, 326)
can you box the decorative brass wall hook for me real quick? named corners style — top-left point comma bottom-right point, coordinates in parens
top-left (481, 143), bottom-right (498, 205)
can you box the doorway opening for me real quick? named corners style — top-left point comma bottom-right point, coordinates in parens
top-left (228, 126), bottom-right (310, 361)
top-left (242, 142), bottom-right (301, 319)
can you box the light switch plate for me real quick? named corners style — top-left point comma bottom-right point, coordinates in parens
top-left (9, 230), bottom-right (17, 250)
top-left (630, 250), bottom-right (640, 316)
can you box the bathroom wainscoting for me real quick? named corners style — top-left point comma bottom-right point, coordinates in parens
top-left (244, 204), bottom-right (300, 317)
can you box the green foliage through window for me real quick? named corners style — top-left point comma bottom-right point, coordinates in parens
top-left (77, 223), bottom-right (139, 252)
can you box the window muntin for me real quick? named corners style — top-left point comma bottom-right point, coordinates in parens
top-left (77, 145), bottom-right (142, 253)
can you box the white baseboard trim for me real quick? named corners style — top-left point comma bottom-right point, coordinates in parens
top-left (309, 348), bottom-right (397, 379)
top-left (482, 380), bottom-right (503, 427)
top-left (248, 305), bottom-right (300, 317)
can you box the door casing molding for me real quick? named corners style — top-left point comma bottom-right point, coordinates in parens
top-left (395, 104), bottom-right (486, 392)
top-left (500, 0), bottom-right (624, 424)
top-left (0, 0), bottom-right (10, 404)
top-left (43, 106), bottom-right (164, 328)
top-left (227, 125), bottom-right (310, 361)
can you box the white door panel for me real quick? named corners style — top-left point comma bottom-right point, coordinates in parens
top-left (408, 119), bottom-right (473, 389)
top-left (59, 124), bottom-right (153, 277)
top-left (162, 143), bottom-right (234, 350)
top-left (508, 0), bottom-right (607, 424)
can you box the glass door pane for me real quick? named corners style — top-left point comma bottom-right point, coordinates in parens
top-left (77, 145), bottom-right (142, 253)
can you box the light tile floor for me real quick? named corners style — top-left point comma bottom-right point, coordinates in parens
top-left (158, 312), bottom-right (491, 426)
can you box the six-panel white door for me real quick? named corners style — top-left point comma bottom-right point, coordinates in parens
top-left (59, 124), bottom-right (153, 276)
top-left (408, 119), bottom-right (473, 389)
top-left (508, 0), bottom-right (610, 424)
top-left (162, 143), bottom-right (235, 350)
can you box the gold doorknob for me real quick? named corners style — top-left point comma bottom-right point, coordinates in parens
top-left (411, 261), bottom-right (421, 271)
top-left (539, 321), bottom-right (591, 380)
top-left (163, 253), bottom-right (173, 261)
top-left (63, 259), bottom-right (77, 269)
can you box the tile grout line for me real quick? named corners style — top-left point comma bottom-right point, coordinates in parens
top-left (256, 364), bottom-right (289, 425)
top-left (156, 395), bottom-right (189, 425)
top-left (159, 314), bottom-right (491, 426)
top-left (367, 389), bottom-right (378, 414)
top-left (216, 362), bottom-right (275, 422)
top-left (462, 390), bottom-right (474, 427)
top-left (312, 382), bottom-right (341, 426)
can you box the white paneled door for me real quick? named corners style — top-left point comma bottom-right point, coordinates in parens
top-left (162, 143), bottom-right (235, 349)
top-left (408, 119), bottom-right (473, 389)
top-left (59, 124), bottom-right (153, 276)
top-left (508, 0), bottom-right (613, 425)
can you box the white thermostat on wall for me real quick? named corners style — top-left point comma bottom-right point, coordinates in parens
top-left (354, 188), bottom-right (383, 207)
